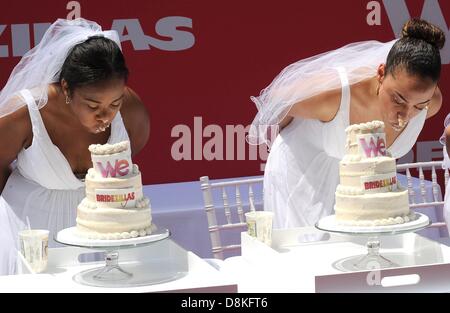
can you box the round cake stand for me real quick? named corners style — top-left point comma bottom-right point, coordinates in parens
top-left (315, 213), bottom-right (431, 271)
top-left (55, 225), bottom-right (179, 287)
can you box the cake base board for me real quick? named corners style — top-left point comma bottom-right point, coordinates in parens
top-left (316, 213), bottom-right (430, 235)
top-left (55, 225), bottom-right (169, 248)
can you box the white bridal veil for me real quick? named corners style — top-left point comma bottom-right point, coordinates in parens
top-left (248, 39), bottom-right (398, 146)
top-left (0, 18), bottom-right (122, 118)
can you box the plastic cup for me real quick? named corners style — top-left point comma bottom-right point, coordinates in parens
top-left (19, 229), bottom-right (49, 273)
top-left (245, 211), bottom-right (274, 245)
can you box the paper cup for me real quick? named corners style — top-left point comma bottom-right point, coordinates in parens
top-left (245, 211), bottom-right (274, 245)
top-left (19, 229), bottom-right (49, 273)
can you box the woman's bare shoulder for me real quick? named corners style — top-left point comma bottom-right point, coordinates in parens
top-left (120, 87), bottom-right (150, 155)
top-left (288, 88), bottom-right (342, 122)
top-left (0, 99), bottom-right (32, 140)
top-left (0, 99), bottom-right (32, 163)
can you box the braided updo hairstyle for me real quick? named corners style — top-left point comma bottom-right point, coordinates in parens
top-left (385, 18), bottom-right (445, 82)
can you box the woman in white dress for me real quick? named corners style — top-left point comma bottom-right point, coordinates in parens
top-left (0, 18), bottom-right (150, 275)
top-left (249, 19), bottom-right (445, 229)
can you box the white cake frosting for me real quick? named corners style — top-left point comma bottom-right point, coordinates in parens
top-left (76, 141), bottom-right (152, 239)
top-left (335, 121), bottom-right (412, 226)
top-left (88, 141), bottom-right (129, 155)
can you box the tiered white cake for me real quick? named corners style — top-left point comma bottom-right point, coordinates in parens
top-left (76, 141), bottom-right (152, 239)
top-left (335, 121), bottom-right (414, 226)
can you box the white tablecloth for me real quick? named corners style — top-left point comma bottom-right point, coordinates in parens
top-left (3, 240), bottom-right (236, 292)
top-left (221, 231), bottom-right (450, 292)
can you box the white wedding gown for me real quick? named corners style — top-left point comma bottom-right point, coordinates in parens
top-left (263, 67), bottom-right (428, 229)
top-left (0, 89), bottom-right (130, 275)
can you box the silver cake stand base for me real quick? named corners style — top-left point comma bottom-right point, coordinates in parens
top-left (316, 213), bottom-right (431, 271)
top-left (55, 225), bottom-right (185, 287)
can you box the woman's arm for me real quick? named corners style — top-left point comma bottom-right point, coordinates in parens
top-left (120, 87), bottom-right (150, 156)
top-left (278, 88), bottom-right (342, 130)
top-left (0, 105), bottom-right (32, 193)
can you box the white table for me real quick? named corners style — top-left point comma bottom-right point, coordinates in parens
top-left (0, 239), bottom-right (236, 292)
top-left (220, 229), bottom-right (450, 293)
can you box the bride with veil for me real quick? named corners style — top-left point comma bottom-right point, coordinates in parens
top-left (0, 18), bottom-right (150, 275)
top-left (248, 19), bottom-right (445, 229)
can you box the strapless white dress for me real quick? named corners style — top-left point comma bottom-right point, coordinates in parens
top-left (0, 89), bottom-right (130, 275)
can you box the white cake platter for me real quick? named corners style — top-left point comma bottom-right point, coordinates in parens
top-left (55, 225), bottom-right (170, 248)
top-left (55, 224), bottom-right (178, 287)
top-left (316, 212), bottom-right (430, 235)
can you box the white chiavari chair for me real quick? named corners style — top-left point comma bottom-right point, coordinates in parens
top-left (200, 176), bottom-right (263, 260)
top-left (397, 161), bottom-right (448, 234)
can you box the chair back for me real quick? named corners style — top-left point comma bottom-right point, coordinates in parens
top-left (397, 161), bottom-right (448, 234)
top-left (200, 176), bottom-right (263, 259)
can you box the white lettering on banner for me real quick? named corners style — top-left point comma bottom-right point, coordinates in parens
top-left (397, 141), bottom-right (443, 164)
top-left (0, 25), bottom-right (7, 57)
top-left (11, 24), bottom-right (30, 57)
top-left (33, 23), bottom-right (52, 46)
top-left (170, 117), bottom-right (268, 162)
top-left (366, 265), bottom-right (382, 286)
top-left (417, 140), bottom-right (443, 162)
top-left (154, 17), bottom-right (194, 51)
top-left (0, 17), bottom-right (195, 57)
top-left (170, 117), bottom-right (442, 173)
top-left (111, 19), bottom-right (149, 50)
top-left (111, 18), bottom-right (194, 51)
top-left (7, 23), bottom-right (53, 56)
top-left (383, 0), bottom-right (449, 64)
top-left (66, 1), bottom-right (81, 20)
top-left (366, 1), bottom-right (381, 25)
top-left (226, 125), bottom-right (249, 161)
top-left (171, 124), bottom-right (192, 160)
top-left (203, 123), bottom-right (224, 161)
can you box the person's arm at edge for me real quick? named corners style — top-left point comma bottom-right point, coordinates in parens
top-left (120, 86), bottom-right (150, 156)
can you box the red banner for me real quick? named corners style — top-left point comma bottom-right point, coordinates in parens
top-left (0, 0), bottom-right (449, 184)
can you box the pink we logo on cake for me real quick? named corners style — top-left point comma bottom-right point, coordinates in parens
top-left (357, 133), bottom-right (387, 158)
top-left (89, 141), bottom-right (133, 178)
